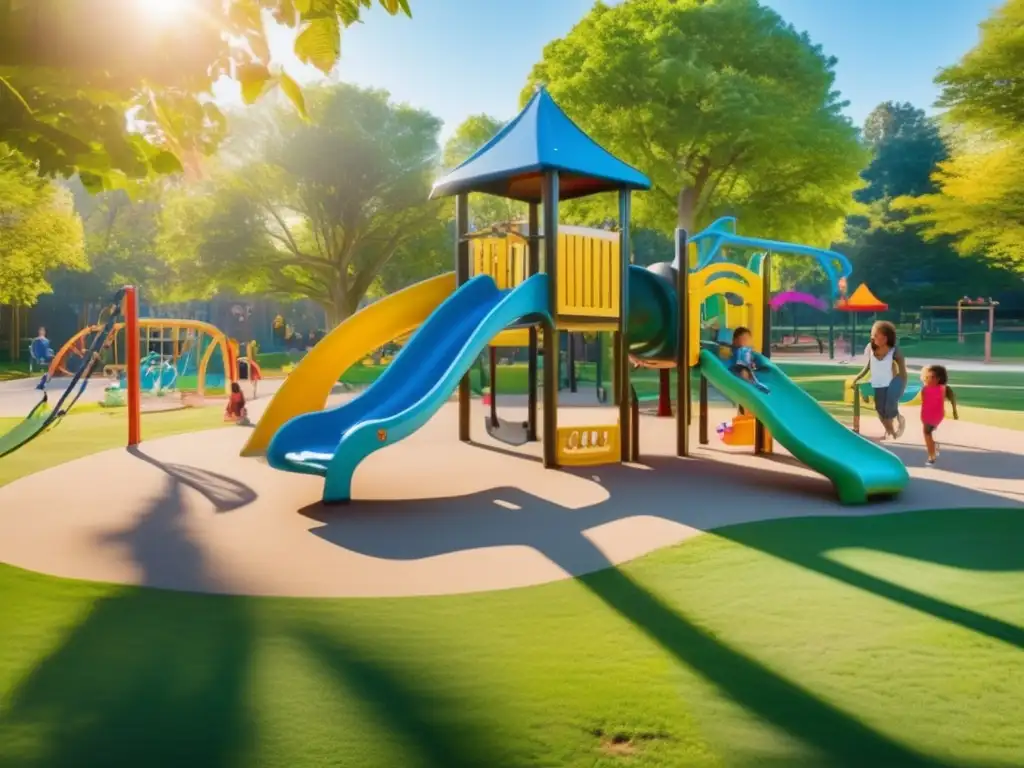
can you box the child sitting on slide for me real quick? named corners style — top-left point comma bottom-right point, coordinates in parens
top-left (224, 382), bottom-right (251, 426)
top-left (729, 327), bottom-right (770, 393)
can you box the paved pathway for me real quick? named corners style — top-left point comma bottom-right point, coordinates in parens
top-left (0, 376), bottom-right (288, 417)
top-left (0, 399), bottom-right (1019, 598)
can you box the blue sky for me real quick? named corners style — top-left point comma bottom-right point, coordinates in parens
top-left (214, 0), bottom-right (998, 143)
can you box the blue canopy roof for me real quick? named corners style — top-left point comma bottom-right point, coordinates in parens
top-left (430, 87), bottom-right (651, 203)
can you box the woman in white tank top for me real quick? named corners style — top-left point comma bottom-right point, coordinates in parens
top-left (852, 321), bottom-right (908, 440)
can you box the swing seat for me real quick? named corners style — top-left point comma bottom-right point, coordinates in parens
top-left (484, 415), bottom-right (530, 447)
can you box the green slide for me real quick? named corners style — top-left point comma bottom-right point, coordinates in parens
top-left (698, 347), bottom-right (909, 504)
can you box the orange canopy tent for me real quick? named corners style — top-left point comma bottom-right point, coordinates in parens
top-left (836, 283), bottom-right (888, 313)
top-left (836, 283), bottom-right (889, 355)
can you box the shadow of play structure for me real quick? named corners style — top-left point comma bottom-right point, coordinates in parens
top-left (243, 88), bottom-right (909, 505)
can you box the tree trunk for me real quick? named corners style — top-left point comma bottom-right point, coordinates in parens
top-left (677, 186), bottom-right (698, 233)
top-left (323, 304), bottom-right (350, 330)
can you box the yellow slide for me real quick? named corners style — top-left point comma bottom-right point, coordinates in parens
top-left (242, 273), bottom-right (456, 456)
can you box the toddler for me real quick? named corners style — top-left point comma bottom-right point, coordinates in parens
top-left (729, 327), bottom-right (769, 393)
top-left (920, 365), bottom-right (958, 465)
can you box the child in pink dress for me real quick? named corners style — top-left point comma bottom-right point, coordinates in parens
top-left (920, 365), bottom-right (958, 465)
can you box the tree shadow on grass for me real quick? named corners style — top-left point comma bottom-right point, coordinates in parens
top-left (292, 623), bottom-right (519, 768)
top-left (299, 464), bottom-right (1016, 766)
top-left (716, 507), bottom-right (1024, 651)
top-left (0, 470), bottom-right (254, 768)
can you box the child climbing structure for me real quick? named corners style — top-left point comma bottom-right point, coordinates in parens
top-left (244, 87), bottom-right (908, 504)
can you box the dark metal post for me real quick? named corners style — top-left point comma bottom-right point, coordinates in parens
top-left (828, 313), bottom-right (835, 360)
top-left (657, 368), bottom-right (672, 417)
top-left (488, 346), bottom-right (498, 427)
top-left (630, 386), bottom-right (640, 461)
top-left (542, 173), bottom-right (559, 468)
top-left (612, 331), bottom-right (622, 405)
top-left (699, 374), bottom-right (709, 445)
top-left (527, 202), bottom-right (540, 441)
top-left (595, 332), bottom-right (603, 402)
top-left (617, 189), bottom-right (632, 462)
top-left (568, 333), bottom-right (577, 392)
top-left (755, 251), bottom-right (772, 454)
top-left (455, 193), bottom-right (471, 442)
top-left (676, 228), bottom-right (690, 457)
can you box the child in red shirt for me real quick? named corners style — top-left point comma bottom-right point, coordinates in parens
top-left (225, 382), bottom-right (250, 425)
top-left (920, 365), bottom-right (958, 465)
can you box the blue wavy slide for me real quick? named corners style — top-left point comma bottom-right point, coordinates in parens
top-left (267, 274), bottom-right (550, 502)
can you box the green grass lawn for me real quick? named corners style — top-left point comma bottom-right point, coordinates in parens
top-left (900, 335), bottom-right (1024, 363)
top-left (0, 363), bottom-right (32, 382)
top-left (1, 507), bottom-right (1022, 767)
top-left (3, 377), bottom-right (1024, 766)
top-left (0, 408), bottom-right (226, 489)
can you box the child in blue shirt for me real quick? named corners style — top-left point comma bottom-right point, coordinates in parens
top-left (30, 327), bottom-right (54, 390)
top-left (729, 326), bottom-right (769, 393)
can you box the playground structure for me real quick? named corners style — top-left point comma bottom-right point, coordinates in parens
top-left (920, 297), bottom-right (1000, 363)
top-left (241, 88), bottom-right (908, 505)
top-left (770, 291), bottom-right (831, 354)
top-left (49, 318), bottom-right (239, 397)
top-left (0, 289), bottom-right (134, 457)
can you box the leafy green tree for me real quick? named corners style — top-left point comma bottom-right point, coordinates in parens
top-left (61, 179), bottom-right (194, 303)
top-left (934, 0), bottom-right (1024, 136)
top-left (894, 0), bottom-right (1024, 269)
top-left (843, 102), bottom-right (1023, 304)
top-left (859, 102), bottom-right (948, 202)
top-left (522, 0), bottom-right (867, 244)
top-left (159, 84), bottom-right (445, 325)
top-left (0, 153), bottom-right (87, 307)
top-left (894, 136), bottom-right (1024, 270)
top-left (0, 0), bottom-right (413, 189)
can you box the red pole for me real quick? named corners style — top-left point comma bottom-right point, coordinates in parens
top-left (124, 286), bottom-right (141, 447)
top-left (657, 368), bottom-right (672, 417)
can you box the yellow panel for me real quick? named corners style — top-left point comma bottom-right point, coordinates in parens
top-left (556, 233), bottom-right (620, 320)
top-left (689, 264), bottom-right (764, 366)
top-left (555, 320), bottom-right (620, 332)
top-left (556, 424), bottom-right (621, 466)
top-left (490, 328), bottom-right (538, 347)
top-left (471, 236), bottom-right (529, 289)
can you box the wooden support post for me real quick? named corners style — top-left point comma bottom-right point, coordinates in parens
top-left (617, 190), bottom-right (632, 462)
top-left (755, 252), bottom-right (772, 455)
top-left (124, 286), bottom-right (142, 447)
top-left (542, 173), bottom-right (559, 469)
top-left (852, 385), bottom-right (861, 434)
top-left (699, 374), bottom-right (709, 445)
top-left (527, 202), bottom-right (540, 441)
top-left (676, 228), bottom-right (690, 457)
top-left (455, 193), bottom-right (471, 443)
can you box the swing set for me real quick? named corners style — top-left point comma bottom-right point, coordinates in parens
top-left (49, 318), bottom-right (238, 397)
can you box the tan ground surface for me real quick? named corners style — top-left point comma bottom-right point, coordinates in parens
top-left (0, 398), bottom-right (1021, 598)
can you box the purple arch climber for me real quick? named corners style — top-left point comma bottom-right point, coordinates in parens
top-left (770, 291), bottom-right (828, 312)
